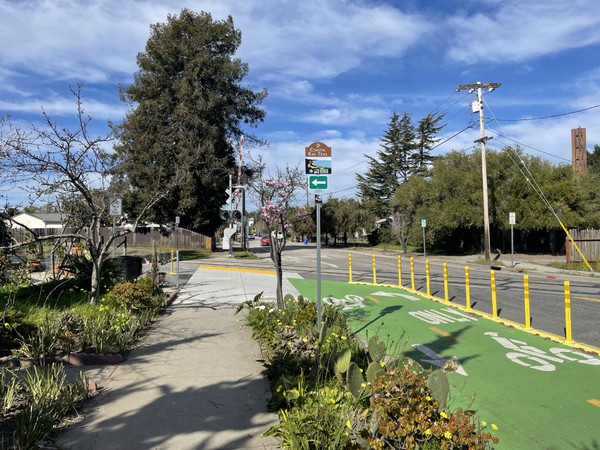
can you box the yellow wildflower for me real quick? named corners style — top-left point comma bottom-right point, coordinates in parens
top-left (491, 424), bottom-right (498, 430)
top-left (424, 429), bottom-right (432, 436)
top-left (481, 421), bottom-right (487, 427)
top-left (346, 419), bottom-right (352, 429)
top-left (440, 411), bottom-right (448, 419)
top-left (444, 431), bottom-right (452, 439)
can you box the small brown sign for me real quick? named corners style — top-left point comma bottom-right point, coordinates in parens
top-left (305, 142), bottom-right (331, 158)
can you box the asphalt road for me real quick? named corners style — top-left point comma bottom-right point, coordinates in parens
top-left (250, 241), bottom-right (600, 349)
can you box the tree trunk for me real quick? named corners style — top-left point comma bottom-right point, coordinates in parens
top-left (89, 257), bottom-right (102, 305)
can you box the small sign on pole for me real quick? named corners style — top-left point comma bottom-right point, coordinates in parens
top-left (421, 219), bottom-right (426, 257)
top-left (110, 197), bottom-right (122, 216)
top-left (509, 212), bottom-right (516, 225)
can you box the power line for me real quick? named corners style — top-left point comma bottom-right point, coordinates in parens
top-left (495, 103), bottom-right (600, 122)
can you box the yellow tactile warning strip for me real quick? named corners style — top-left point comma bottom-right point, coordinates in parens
top-left (198, 265), bottom-right (276, 275)
top-left (587, 399), bottom-right (600, 408)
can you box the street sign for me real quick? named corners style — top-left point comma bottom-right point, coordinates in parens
top-left (421, 219), bottom-right (427, 228)
top-left (305, 141), bottom-right (332, 174)
top-left (109, 197), bottom-right (122, 216)
top-left (509, 212), bottom-right (516, 225)
top-left (315, 194), bottom-right (322, 204)
top-left (308, 175), bottom-right (328, 190)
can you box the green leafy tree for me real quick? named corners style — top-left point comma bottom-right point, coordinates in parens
top-left (115, 9), bottom-right (267, 235)
top-left (588, 144), bottom-right (600, 175)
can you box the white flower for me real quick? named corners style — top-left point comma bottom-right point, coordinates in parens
top-left (268, 308), bottom-right (275, 313)
top-left (257, 305), bottom-right (266, 310)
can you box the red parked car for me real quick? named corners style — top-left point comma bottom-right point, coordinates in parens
top-left (260, 236), bottom-right (270, 246)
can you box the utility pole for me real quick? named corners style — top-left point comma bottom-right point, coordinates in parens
top-left (456, 81), bottom-right (501, 261)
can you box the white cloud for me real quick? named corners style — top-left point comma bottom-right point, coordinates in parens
top-left (445, 0), bottom-right (600, 64)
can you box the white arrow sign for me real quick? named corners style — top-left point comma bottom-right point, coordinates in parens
top-left (413, 344), bottom-right (468, 376)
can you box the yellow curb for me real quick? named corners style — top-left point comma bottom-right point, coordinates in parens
top-left (198, 265), bottom-right (276, 275)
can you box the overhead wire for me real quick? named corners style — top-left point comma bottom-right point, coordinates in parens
top-left (483, 97), bottom-right (593, 270)
top-left (495, 103), bottom-right (600, 122)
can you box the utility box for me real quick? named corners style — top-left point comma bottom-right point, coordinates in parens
top-left (111, 256), bottom-right (143, 281)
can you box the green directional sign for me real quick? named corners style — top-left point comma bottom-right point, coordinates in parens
top-left (308, 175), bottom-right (328, 190)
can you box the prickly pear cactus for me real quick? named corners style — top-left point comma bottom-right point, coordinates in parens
top-left (334, 348), bottom-right (352, 383)
top-left (397, 356), bottom-right (424, 374)
top-left (368, 335), bottom-right (386, 362)
top-left (366, 361), bottom-right (385, 383)
top-left (283, 293), bottom-right (295, 303)
top-left (347, 362), bottom-right (364, 398)
top-left (426, 369), bottom-right (450, 409)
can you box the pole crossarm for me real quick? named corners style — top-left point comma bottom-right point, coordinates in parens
top-left (456, 82), bottom-right (502, 92)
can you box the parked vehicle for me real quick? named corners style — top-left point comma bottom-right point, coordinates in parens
top-left (260, 236), bottom-right (270, 246)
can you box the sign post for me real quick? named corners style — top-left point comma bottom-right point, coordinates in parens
top-left (175, 215), bottom-right (180, 288)
top-left (509, 212), bottom-right (516, 267)
top-left (110, 197), bottom-right (122, 257)
top-left (305, 142), bottom-right (331, 330)
top-left (421, 219), bottom-right (427, 257)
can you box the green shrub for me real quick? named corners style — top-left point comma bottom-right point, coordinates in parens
top-left (352, 367), bottom-right (498, 449)
top-left (102, 277), bottom-right (158, 314)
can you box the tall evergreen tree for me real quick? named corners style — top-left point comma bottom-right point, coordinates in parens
top-left (357, 112), bottom-right (419, 217)
top-left (115, 9), bottom-right (266, 235)
top-left (588, 144), bottom-right (600, 175)
top-left (413, 112), bottom-right (446, 172)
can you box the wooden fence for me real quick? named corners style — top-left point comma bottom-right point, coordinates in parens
top-left (566, 229), bottom-right (600, 263)
top-left (10, 227), bottom-right (212, 251)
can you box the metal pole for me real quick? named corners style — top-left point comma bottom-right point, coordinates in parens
top-left (511, 223), bottom-right (514, 268)
top-left (112, 216), bottom-right (115, 257)
top-left (316, 202), bottom-right (322, 330)
top-left (228, 174), bottom-right (234, 259)
top-left (176, 223), bottom-right (179, 289)
top-left (422, 226), bottom-right (426, 257)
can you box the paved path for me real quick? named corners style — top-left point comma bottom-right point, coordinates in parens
top-left (56, 263), bottom-right (300, 450)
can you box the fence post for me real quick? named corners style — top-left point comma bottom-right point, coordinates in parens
top-left (564, 280), bottom-right (573, 342)
top-left (491, 270), bottom-right (498, 318)
top-left (425, 259), bottom-right (431, 296)
top-left (523, 275), bottom-right (531, 328)
top-left (465, 266), bottom-right (471, 310)
top-left (443, 263), bottom-right (449, 302)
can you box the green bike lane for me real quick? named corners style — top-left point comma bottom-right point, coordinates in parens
top-left (288, 278), bottom-right (600, 449)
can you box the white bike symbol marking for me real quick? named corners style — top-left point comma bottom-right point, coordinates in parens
top-left (322, 295), bottom-right (366, 310)
top-left (485, 332), bottom-right (600, 372)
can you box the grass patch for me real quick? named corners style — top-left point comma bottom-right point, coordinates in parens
top-left (234, 250), bottom-right (258, 259)
top-left (547, 261), bottom-right (599, 271)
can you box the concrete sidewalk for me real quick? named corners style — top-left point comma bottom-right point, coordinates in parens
top-left (56, 264), bottom-right (301, 450)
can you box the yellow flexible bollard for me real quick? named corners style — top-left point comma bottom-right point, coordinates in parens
top-left (443, 263), bottom-right (449, 302)
top-left (348, 254), bottom-right (353, 283)
top-left (491, 270), bottom-right (498, 318)
top-left (398, 255), bottom-right (402, 288)
top-left (524, 275), bottom-right (531, 328)
top-left (410, 257), bottom-right (415, 292)
top-left (564, 280), bottom-right (573, 342)
top-left (425, 260), bottom-right (431, 296)
top-left (465, 266), bottom-right (471, 310)
top-left (372, 254), bottom-right (377, 285)
top-left (168, 249), bottom-right (176, 275)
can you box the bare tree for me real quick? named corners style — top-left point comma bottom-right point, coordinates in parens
top-left (0, 85), bottom-right (181, 303)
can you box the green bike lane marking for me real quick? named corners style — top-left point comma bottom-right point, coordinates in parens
top-left (289, 278), bottom-right (600, 450)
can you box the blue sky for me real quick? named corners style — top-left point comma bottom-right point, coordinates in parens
top-left (1, 0), bottom-right (600, 207)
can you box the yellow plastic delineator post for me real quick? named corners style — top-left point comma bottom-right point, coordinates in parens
top-left (168, 249), bottom-right (176, 275)
top-left (348, 253), bottom-right (353, 283)
top-left (524, 275), bottom-right (531, 328)
top-left (425, 260), bottom-right (431, 296)
top-left (410, 257), bottom-right (415, 292)
top-left (398, 255), bottom-right (402, 288)
top-left (564, 280), bottom-right (573, 342)
top-left (443, 263), bottom-right (449, 302)
top-left (465, 266), bottom-right (471, 310)
top-left (491, 270), bottom-right (498, 318)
